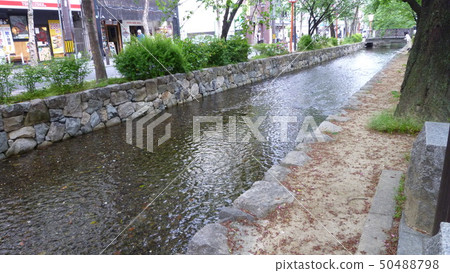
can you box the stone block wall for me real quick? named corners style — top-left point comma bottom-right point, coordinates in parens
top-left (0, 43), bottom-right (364, 159)
top-left (404, 122), bottom-right (450, 234)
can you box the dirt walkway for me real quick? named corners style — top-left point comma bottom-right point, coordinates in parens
top-left (229, 53), bottom-right (416, 255)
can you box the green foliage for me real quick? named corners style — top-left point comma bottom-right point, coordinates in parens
top-left (394, 175), bottom-right (406, 219)
top-left (312, 35), bottom-right (333, 49)
top-left (206, 38), bottom-right (229, 66)
top-left (364, 0), bottom-right (416, 30)
top-left (14, 65), bottom-right (47, 93)
top-left (175, 38), bottom-right (209, 71)
top-left (252, 43), bottom-right (288, 57)
top-left (298, 35), bottom-right (314, 50)
top-left (391, 90), bottom-right (400, 98)
top-left (2, 77), bottom-right (127, 104)
top-left (330, 37), bottom-right (338, 46)
top-left (298, 35), bottom-right (343, 51)
top-left (46, 56), bottom-right (90, 90)
top-left (175, 36), bottom-right (249, 70)
top-left (351, 33), bottom-right (363, 42)
top-left (368, 110), bottom-right (423, 134)
top-left (341, 34), bottom-right (364, 45)
top-left (225, 36), bottom-right (251, 64)
top-left (0, 62), bottom-right (14, 101)
top-left (115, 35), bottom-right (188, 80)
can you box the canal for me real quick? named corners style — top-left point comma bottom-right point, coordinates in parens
top-left (0, 48), bottom-right (398, 254)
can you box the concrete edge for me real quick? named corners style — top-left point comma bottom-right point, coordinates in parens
top-left (357, 170), bottom-right (403, 254)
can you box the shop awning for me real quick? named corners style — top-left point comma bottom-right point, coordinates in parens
top-left (0, 0), bottom-right (81, 11)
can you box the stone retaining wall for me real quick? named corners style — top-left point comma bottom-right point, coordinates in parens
top-left (0, 43), bottom-right (363, 159)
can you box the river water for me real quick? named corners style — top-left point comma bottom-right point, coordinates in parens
top-left (0, 48), bottom-right (399, 254)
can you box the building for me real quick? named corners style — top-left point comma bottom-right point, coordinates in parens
top-left (0, 0), bottom-right (83, 62)
top-left (0, 0), bottom-right (177, 63)
top-left (178, 0), bottom-right (237, 39)
top-left (94, 0), bottom-right (172, 55)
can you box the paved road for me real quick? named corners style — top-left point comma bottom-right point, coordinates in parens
top-left (11, 60), bottom-right (122, 96)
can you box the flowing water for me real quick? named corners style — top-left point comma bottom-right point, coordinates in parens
top-left (0, 48), bottom-right (399, 254)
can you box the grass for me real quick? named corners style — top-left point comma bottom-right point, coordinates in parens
top-left (404, 153), bottom-right (411, 162)
top-left (368, 109), bottom-right (423, 134)
top-left (394, 175), bottom-right (406, 219)
top-left (391, 91), bottom-right (400, 98)
top-left (1, 77), bottom-right (127, 104)
top-left (251, 54), bottom-right (271, 60)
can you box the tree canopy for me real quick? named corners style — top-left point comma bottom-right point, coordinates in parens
top-left (364, 0), bottom-right (416, 30)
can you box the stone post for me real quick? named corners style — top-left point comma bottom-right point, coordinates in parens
top-left (404, 122), bottom-right (450, 234)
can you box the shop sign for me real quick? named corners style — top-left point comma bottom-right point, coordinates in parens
top-left (9, 15), bottom-right (28, 40)
top-left (48, 20), bottom-right (64, 54)
top-left (0, 0), bottom-right (81, 11)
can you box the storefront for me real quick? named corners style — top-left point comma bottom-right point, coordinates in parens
top-left (101, 19), bottom-right (122, 55)
top-left (0, 0), bottom-right (81, 63)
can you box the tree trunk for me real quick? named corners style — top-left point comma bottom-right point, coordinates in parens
top-left (350, 6), bottom-right (359, 36)
top-left (329, 21), bottom-right (335, 38)
top-left (395, 0), bottom-right (450, 121)
top-left (143, 0), bottom-right (150, 36)
top-left (328, 17), bottom-right (336, 37)
top-left (344, 18), bottom-right (349, 37)
top-left (27, 0), bottom-right (38, 66)
top-left (220, 0), bottom-right (244, 40)
top-left (82, 0), bottom-right (107, 82)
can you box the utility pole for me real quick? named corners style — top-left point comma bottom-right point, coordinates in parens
top-left (288, 0), bottom-right (297, 52)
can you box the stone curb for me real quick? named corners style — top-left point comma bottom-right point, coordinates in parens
top-left (357, 170), bottom-right (403, 254)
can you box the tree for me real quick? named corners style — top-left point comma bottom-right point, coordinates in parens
top-left (27, 0), bottom-right (38, 66)
top-left (299, 0), bottom-right (356, 36)
top-left (219, 0), bottom-right (245, 39)
top-left (143, 0), bottom-right (151, 36)
top-left (364, 0), bottom-right (416, 30)
top-left (395, 0), bottom-right (450, 121)
top-left (81, 0), bottom-right (107, 82)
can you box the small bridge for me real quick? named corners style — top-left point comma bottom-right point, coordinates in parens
top-left (365, 28), bottom-right (414, 48)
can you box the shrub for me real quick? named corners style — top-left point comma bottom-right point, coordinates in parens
top-left (368, 110), bottom-right (423, 134)
top-left (351, 33), bottom-right (363, 43)
top-left (253, 43), bottom-right (288, 57)
top-left (312, 35), bottom-right (331, 49)
top-left (298, 35), bottom-right (314, 50)
top-left (201, 36), bottom-right (249, 67)
top-left (14, 65), bottom-right (47, 93)
top-left (115, 35), bottom-right (188, 80)
top-left (330, 37), bottom-right (338, 46)
top-left (175, 38), bottom-right (209, 71)
top-left (340, 33), bottom-right (364, 45)
top-left (205, 38), bottom-right (229, 67)
top-left (0, 63), bottom-right (14, 101)
top-left (225, 35), bottom-right (250, 63)
top-left (46, 56), bottom-right (90, 89)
